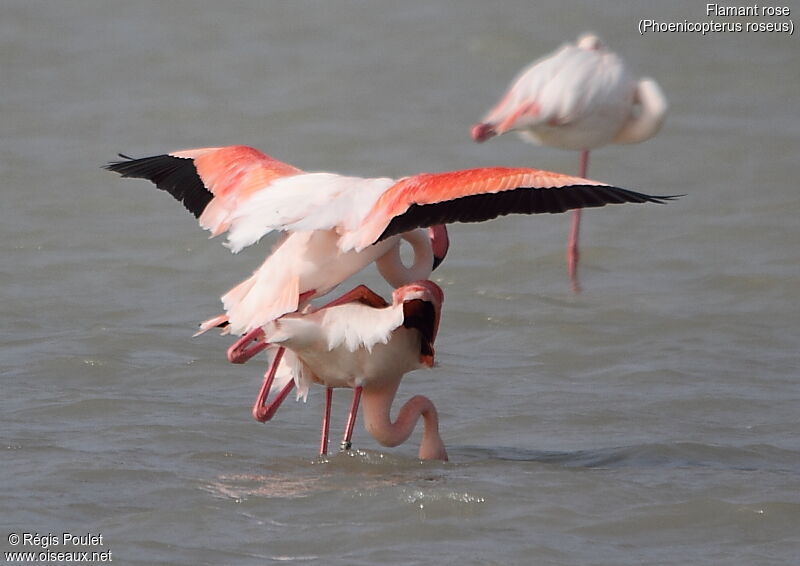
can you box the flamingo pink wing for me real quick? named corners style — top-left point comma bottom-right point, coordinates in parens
top-left (105, 145), bottom-right (302, 235)
top-left (347, 167), bottom-right (679, 249)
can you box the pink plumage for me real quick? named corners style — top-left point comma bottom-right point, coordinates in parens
top-left (107, 142), bottom-right (673, 332)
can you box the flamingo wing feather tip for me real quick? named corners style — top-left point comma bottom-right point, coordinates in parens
top-left (652, 193), bottom-right (685, 203)
top-left (105, 153), bottom-right (212, 219)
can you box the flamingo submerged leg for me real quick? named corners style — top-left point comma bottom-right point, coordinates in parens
top-left (567, 149), bottom-right (591, 293)
top-left (251, 347), bottom-right (295, 422)
top-left (340, 386), bottom-right (363, 451)
top-left (320, 387), bottom-right (333, 456)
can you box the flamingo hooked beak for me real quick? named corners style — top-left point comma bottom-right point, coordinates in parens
top-left (470, 123), bottom-right (497, 143)
top-left (429, 224), bottom-right (450, 271)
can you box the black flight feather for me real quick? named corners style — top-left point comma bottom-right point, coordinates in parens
top-left (377, 185), bottom-right (682, 242)
top-left (104, 154), bottom-right (213, 219)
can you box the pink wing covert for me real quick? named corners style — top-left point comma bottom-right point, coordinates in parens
top-left (170, 146), bottom-right (303, 235)
top-left (343, 166), bottom-right (611, 251)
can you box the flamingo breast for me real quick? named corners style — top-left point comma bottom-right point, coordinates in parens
top-left (265, 303), bottom-right (425, 390)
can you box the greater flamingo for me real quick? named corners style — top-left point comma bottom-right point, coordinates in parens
top-left (106, 145), bottom-right (677, 436)
top-left (228, 280), bottom-right (448, 461)
top-left (471, 33), bottom-right (668, 292)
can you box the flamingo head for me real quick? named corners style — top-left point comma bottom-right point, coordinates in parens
top-left (576, 32), bottom-right (604, 51)
top-left (394, 280), bottom-right (444, 366)
top-left (428, 224), bottom-right (450, 271)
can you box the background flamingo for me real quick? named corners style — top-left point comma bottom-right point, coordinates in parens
top-left (228, 280), bottom-right (448, 461)
top-left (472, 32), bottom-right (668, 292)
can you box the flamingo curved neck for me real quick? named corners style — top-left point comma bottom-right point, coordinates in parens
top-left (613, 78), bottom-right (668, 145)
top-left (375, 229), bottom-right (433, 288)
top-left (361, 384), bottom-right (448, 461)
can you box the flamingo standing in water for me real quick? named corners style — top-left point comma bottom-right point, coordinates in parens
top-left (228, 280), bottom-right (448, 461)
top-left (106, 145), bottom-right (677, 443)
top-left (472, 33), bottom-right (668, 292)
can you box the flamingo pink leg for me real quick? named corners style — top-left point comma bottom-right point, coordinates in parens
top-left (567, 149), bottom-right (590, 293)
top-left (340, 386), bottom-right (363, 451)
top-left (251, 347), bottom-right (295, 422)
top-left (320, 387), bottom-right (333, 456)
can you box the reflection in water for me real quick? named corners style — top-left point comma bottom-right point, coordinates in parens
top-left (202, 449), bottom-right (476, 508)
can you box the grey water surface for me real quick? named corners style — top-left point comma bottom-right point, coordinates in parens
top-left (2, 1), bottom-right (799, 564)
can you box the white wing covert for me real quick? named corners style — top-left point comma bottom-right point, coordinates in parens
top-left (225, 173), bottom-right (394, 253)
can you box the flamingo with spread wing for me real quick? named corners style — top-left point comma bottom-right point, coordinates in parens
top-left (106, 143), bottom-right (674, 333)
top-left (107, 144), bottom-right (677, 453)
top-left (106, 146), bottom-right (449, 336)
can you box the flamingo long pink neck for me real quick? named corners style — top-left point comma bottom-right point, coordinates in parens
top-left (613, 79), bottom-right (668, 145)
top-left (375, 229), bottom-right (434, 288)
top-left (361, 382), bottom-right (448, 461)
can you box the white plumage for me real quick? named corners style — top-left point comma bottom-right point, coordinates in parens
top-left (472, 33), bottom-right (667, 149)
top-left (471, 32), bottom-right (668, 292)
top-left (224, 173), bottom-right (394, 254)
